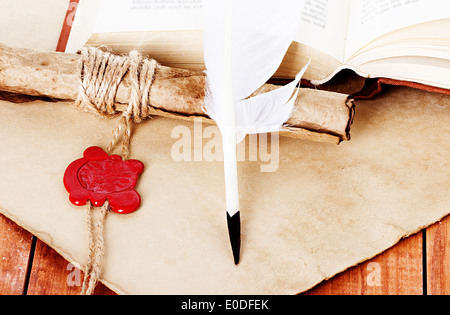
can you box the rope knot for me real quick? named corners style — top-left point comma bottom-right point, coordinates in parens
top-left (75, 48), bottom-right (159, 159)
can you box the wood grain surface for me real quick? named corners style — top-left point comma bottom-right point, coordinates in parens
top-left (0, 212), bottom-right (448, 295)
top-left (427, 218), bottom-right (450, 295)
top-left (0, 215), bottom-right (33, 295)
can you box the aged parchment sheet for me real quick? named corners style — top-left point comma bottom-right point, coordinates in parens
top-left (0, 85), bottom-right (448, 294)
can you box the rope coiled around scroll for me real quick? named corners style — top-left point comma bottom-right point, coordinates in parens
top-left (75, 48), bottom-right (158, 295)
top-left (75, 47), bottom-right (159, 160)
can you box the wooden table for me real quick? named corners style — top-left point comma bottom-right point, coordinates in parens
top-left (0, 212), bottom-right (448, 295)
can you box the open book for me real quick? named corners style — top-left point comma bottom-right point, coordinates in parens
top-left (67, 0), bottom-right (450, 91)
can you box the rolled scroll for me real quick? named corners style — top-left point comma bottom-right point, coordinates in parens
top-left (0, 44), bottom-right (354, 144)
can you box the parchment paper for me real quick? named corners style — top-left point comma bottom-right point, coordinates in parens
top-left (0, 85), bottom-right (448, 294)
top-left (0, 0), bottom-right (70, 52)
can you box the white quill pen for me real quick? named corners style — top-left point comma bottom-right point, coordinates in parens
top-left (202, 0), bottom-right (309, 264)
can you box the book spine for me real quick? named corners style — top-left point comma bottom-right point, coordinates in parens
top-left (352, 78), bottom-right (450, 100)
top-left (56, 0), bottom-right (80, 52)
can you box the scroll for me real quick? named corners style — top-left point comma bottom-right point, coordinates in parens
top-left (0, 44), bottom-right (354, 145)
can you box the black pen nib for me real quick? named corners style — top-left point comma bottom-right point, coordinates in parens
top-left (227, 211), bottom-right (241, 265)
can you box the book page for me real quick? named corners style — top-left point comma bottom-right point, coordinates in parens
top-left (0, 0), bottom-right (70, 52)
top-left (345, 0), bottom-right (450, 60)
top-left (69, 0), bottom-right (350, 62)
top-left (294, 0), bottom-right (351, 63)
top-left (67, 0), bottom-right (204, 53)
top-left (93, 0), bottom-right (203, 33)
top-left (66, 0), bottom-right (101, 53)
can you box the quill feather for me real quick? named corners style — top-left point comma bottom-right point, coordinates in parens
top-left (203, 0), bottom-right (308, 217)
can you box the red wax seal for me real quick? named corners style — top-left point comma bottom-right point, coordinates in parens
top-left (64, 147), bottom-right (144, 214)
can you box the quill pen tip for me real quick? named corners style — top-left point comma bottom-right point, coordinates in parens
top-left (227, 211), bottom-right (241, 265)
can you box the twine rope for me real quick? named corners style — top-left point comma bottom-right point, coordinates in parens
top-left (75, 48), bottom-right (158, 295)
top-left (75, 47), bottom-right (159, 159)
top-left (80, 201), bottom-right (108, 295)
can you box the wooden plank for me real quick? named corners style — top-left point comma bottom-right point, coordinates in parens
top-left (26, 239), bottom-right (116, 295)
top-left (304, 232), bottom-right (424, 295)
top-left (0, 214), bottom-right (34, 295)
top-left (427, 215), bottom-right (450, 295)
